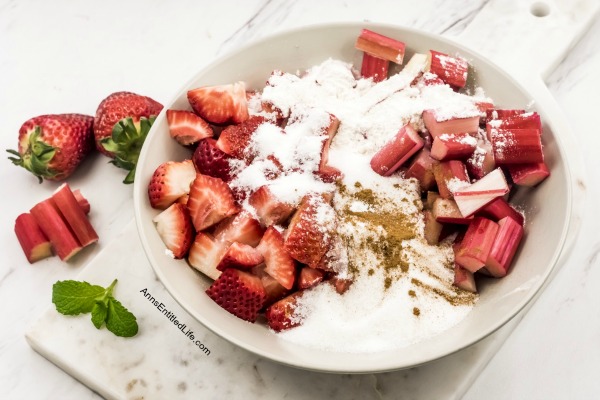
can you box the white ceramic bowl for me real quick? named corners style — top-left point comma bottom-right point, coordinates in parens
top-left (133, 22), bottom-right (572, 373)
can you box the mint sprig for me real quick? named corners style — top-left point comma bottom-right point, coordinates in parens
top-left (52, 279), bottom-right (138, 337)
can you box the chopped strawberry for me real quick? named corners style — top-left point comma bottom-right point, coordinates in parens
top-left (216, 116), bottom-right (267, 160)
top-left (284, 195), bottom-right (336, 267)
top-left (298, 266), bottom-right (325, 290)
top-left (147, 159), bottom-right (196, 209)
top-left (213, 212), bottom-right (265, 247)
top-left (166, 109), bottom-right (213, 146)
top-left (187, 173), bottom-right (240, 231)
top-left (265, 292), bottom-right (303, 332)
top-left (206, 268), bottom-right (266, 322)
top-left (153, 203), bottom-right (194, 259)
top-left (248, 186), bottom-right (295, 226)
top-left (252, 263), bottom-right (289, 307)
top-left (257, 227), bottom-right (297, 290)
top-left (192, 138), bottom-right (236, 182)
top-left (316, 115), bottom-right (341, 180)
top-left (187, 82), bottom-right (249, 125)
top-left (187, 232), bottom-right (228, 280)
top-left (216, 242), bottom-right (264, 271)
top-left (329, 276), bottom-right (353, 294)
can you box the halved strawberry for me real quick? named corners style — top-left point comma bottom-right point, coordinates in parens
top-left (187, 173), bottom-right (240, 231)
top-left (152, 203), bottom-right (194, 259)
top-left (213, 212), bottom-right (265, 247)
top-left (298, 266), bottom-right (325, 290)
top-left (187, 82), bottom-right (249, 125)
top-left (257, 227), bottom-right (297, 290)
top-left (192, 138), bottom-right (236, 182)
top-left (248, 185), bottom-right (295, 227)
top-left (187, 232), bottom-right (229, 280)
top-left (147, 159), bottom-right (196, 209)
top-left (265, 292), bottom-right (303, 332)
top-left (205, 268), bottom-right (266, 322)
top-left (166, 109), bottom-right (213, 146)
top-left (284, 195), bottom-right (335, 267)
top-left (216, 242), bottom-right (264, 271)
top-left (252, 263), bottom-right (289, 307)
top-left (216, 116), bottom-right (267, 160)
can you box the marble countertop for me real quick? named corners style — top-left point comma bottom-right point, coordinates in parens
top-left (1, 0), bottom-right (600, 398)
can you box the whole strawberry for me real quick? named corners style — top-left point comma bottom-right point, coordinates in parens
top-left (7, 114), bottom-right (94, 182)
top-left (94, 91), bottom-right (163, 183)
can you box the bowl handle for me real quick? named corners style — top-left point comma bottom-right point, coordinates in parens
top-left (455, 0), bottom-right (599, 81)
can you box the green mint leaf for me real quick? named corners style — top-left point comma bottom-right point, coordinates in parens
top-left (52, 280), bottom-right (106, 315)
top-left (105, 297), bottom-right (138, 337)
top-left (91, 302), bottom-right (108, 329)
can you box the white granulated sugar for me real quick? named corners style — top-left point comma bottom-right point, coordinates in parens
top-left (242, 57), bottom-right (480, 352)
top-left (439, 133), bottom-right (478, 146)
top-left (446, 177), bottom-right (471, 194)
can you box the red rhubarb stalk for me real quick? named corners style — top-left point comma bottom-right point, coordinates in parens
top-left (52, 183), bottom-right (99, 247)
top-left (479, 197), bottom-right (525, 226)
top-left (370, 125), bottom-right (424, 176)
top-left (14, 213), bottom-right (53, 263)
top-left (507, 162), bottom-right (550, 186)
top-left (30, 198), bottom-right (82, 261)
top-left (489, 128), bottom-right (544, 164)
top-left (485, 109), bottom-right (526, 124)
top-left (426, 50), bottom-right (469, 88)
top-left (430, 133), bottom-right (477, 161)
top-left (72, 189), bottom-right (90, 215)
top-left (432, 160), bottom-right (470, 199)
top-left (453, 263), bottom-right (477, 293)
top-left (404, 148), bottom-right (438, 191)
top-left (422, 109), bottom-right (479, 139)
top-left (453, 168), bottom-right (509, 217)
top-left (486, 217), bottom-right (524, 277)
top-left (423, 210), bottom-right (444, 245)
top-left (355, 29), bottom-right (406, 64)
top-left (432, 198), bottom-right (473, 225)
top-left (466, 142), bottom-right (496, 180)
top-left (454, 217), bottom-right (499, 272)
top-left (360, 53), bottom-right (389, 82)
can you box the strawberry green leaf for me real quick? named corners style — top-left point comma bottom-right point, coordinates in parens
top-left (106, 297), bottom-right (138, 337)
top-left (52, 280), bottom-right (106, 315)
top-left (91, 302), bottom-right (108, 329)
top-left (6, 126), bottom-right (58, 183)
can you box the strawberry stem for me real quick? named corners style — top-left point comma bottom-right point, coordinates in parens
top-left (6, 126), bottom-right (57, 183)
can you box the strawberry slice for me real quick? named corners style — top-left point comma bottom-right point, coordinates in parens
top-left (252, 263), bottom-right (289, 307)
top-left (187, 173), bottom-right (240, 231)
top-left (248, 185), bottom-right (295, 227)
top-left (257, 227), bottom-right (297, 290)
top-left (147, 159), bottom-right (196, 209)
top-left (153, 203), bottom-right (194, 259)
top-left (205, 268), bottom-right (266, 322)
top-left (216, 242), bottom-right (264, 271)
top-left (298, 266), bottom-right (325, 290)
top-left (265, 292), bottom-right (303, 332)
top-left (216, 116), bottom-right (267, 160)
top-left (192, 138), bottom-right (236, 182)
top-left (166, 109), bottom-right (213, 146)
top-left (213, 212), bottom-right (265, 247)
top-left (187, 82), bottom-right (249, 125)
top-left (187, 232), bottom-right (228, 280)
top-left (284, 195), bottom-right (336, 267)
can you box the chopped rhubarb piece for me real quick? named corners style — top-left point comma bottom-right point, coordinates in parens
top-left (454, 217), bottom-right (499, 272)
top-left (216, 242), bottom-right (264, 271)
top-left (370, 125), bottom-right (424, 176)
top-left (298, 266), bottom-right (325, 290)
top-left (486, 111), bottom-right (542, 133)
top-left (478, 197), bottom-right (524, 226)
top-left (187, 232), bottom-right (228, 280)
top-left (423, 210), bottom-right (443, 245)
top-left (489, 128), bottom-right (544, 164)
top-left (430, 133), bottom-right (477, 161)
top-left (153, 203), bottom-right (194, 259)
top-left (423, 110), bottom-right (479, 139)
top-left (475, 101), bottom-right (495, 114)
top-left (213, 212), bottom-right (265, 247)
top-left (425, 50), bottom-right (469, 88)
top-left (466, 142), bottom-right (496, 179)
top-left (52, 183), bottom-right (99, 247)
top-left (486, 217), bottom-right (524, 277)
top-left (30, 199), bottom-right (82, 261)
top-left (454, 263), bottom-right (477, 293)
top-left (425, 191), bottom-right (441, 209)
top-left (453, 168), bottom-right (509, 217)
top-left (355, 29), bottom-right (406, 64)
top-left (404, 148), bottom-right (438, 191)
top-left (166, 109), bottom-right (214, 146)
top-left (248, 186), bottom-right (295, 226)
top-left (206, 268), bottom-right (266, 323)
top-left (432, 160), bottom-right (470, 199)
top-left (265, 292), bottom-right (303, 332)
top-left (484, 109), bottom-right (526, 124)
top-left (507, 162), bottom-right (550, 186)
top-left (14, 213), bottom-right (52, 263)
top-left (432, 197), bottom-right (473, 225)
top-left (360, 53), bottom-right (389, 82)
top-left (317, 114), bottom-right (342, 182)
top-left (72, 189), bottom-right (90, 215)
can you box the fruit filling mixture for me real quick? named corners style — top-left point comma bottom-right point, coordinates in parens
top-left (148, 29), bottom-right (548, 352)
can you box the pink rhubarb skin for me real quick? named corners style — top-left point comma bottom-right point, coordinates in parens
top-left (479, 197), bottom-right (525, 226)
top-left (30, 198), bottom-right (82, 261)
top-left (426, 50), bottom-right (469, 88)
top-left (355, 29), bottom-right (406, 64)
top-left (486, 216), bottom-right (524, 277)
top-left (360, 52), bottom-right (389, 82)
top-left (430, 133), bottom-right (477, 161)
top-left (423, 109), bottom-right (479, 139)
top-left (466, 142), bottom-right (496, 180)
top-left (432, 198), bottom-right (473, 225)
top-left (52, 183), bottom-right (99, 247)
top-left (507, 162), bottom-right (550, 186)
top-left (404, 148), bottom-right (438, 191)
top-left (454, 217), bottom-right (499, 273)
top-left (432, 160), bottom-right (470, 199)
top-left (370, 125), bottom-right (424, 176)
top-left (453, 168), bottom-right (509, 217)
top-left (72, 189), bottom-right (90, 214)
top-left (486, 111), bottom-right (542, 133)
top-left (454, 263), bottom-right (477, 293)
top-left (484, 109), bottom-right (526, 125)
top-left (14, 213), bottom-right (53, 263)
top-left (489, 128), bottom-right (544, 164)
